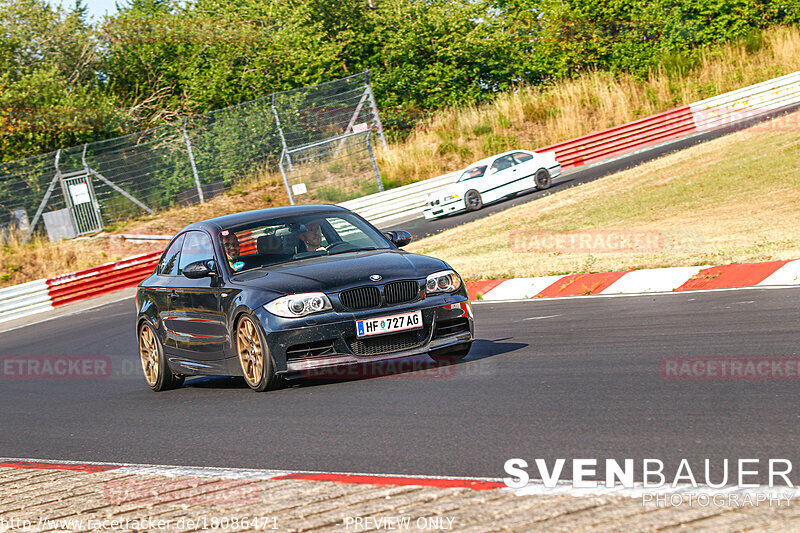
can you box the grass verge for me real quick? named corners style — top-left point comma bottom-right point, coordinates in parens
top-left (405, 110), bottom-right (800, 281)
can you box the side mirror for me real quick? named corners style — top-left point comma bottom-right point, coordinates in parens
top-left (183, 260), bottom-right (216, 279)
top-left (384, 230), bottom-right (412, 248)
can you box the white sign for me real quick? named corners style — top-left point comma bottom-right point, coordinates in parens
top-left (353, 123), bottom-right (369, 133)
top-left (69, 183), bottom-right (92, 205)
top-left (291, 183), bottom-right (308, 195)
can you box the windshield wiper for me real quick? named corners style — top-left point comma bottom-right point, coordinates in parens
top-left (327, 246), bottom-right (377, 256)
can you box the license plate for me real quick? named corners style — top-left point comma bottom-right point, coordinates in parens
top-left (356, 310), bottom-right (423, 337)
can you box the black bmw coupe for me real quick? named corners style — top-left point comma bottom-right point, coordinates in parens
top-left (136, 205), bottom-right (474, 391)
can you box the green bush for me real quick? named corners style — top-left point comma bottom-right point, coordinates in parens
top-left (482, 134), bottom-right (518, 154)
top-left (472, 123), bottom-right (492, 136)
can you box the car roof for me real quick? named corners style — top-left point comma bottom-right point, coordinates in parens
top-left (177, 204), bottom-right (349, 234)
top-left (464, 149), bottom-right (532, 170)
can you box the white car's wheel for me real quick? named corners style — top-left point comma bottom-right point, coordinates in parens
top-left (465, 190), bottom-right (483, 211)
top-left (535, 169), bottom-right (551, 189)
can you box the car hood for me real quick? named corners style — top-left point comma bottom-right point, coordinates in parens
top-left (230, 249), bottom-right (449, 296)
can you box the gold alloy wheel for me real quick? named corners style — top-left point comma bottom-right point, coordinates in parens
top-left (237, 317), bottom-right (264, 387)
top-left (139, 325), bottom-right (159, 387)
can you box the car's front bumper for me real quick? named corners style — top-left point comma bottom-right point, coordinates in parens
top-left (423, 198), bottom-right (467, 219)
top-left (254, 295), bottom-right (474, 376)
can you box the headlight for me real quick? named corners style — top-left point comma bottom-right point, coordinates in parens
top-left (425, 270), bottom-right (462, 294)
top-left (264, 293), bottom-right (332, 318)
top-left (443, 194), bottom-right (460, 202)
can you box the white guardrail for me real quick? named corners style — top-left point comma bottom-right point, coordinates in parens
top-left (339, 170), bottom-right (459, 228)
top-left (341, 70), bottom-right (800, 228)
top-left (690, 70), bottom-right (800, 131)
top-left (0, 279), bottom-right (53, 324)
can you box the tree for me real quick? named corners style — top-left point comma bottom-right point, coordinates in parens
top-left (0, 0), bottom-right (123, 161)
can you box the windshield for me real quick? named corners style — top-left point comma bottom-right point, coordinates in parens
top-left (457, 165), bottom-right (487, 182)
top-left (221, 212), bottom-right (392, 272)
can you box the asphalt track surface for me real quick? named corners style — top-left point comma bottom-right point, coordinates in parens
top-left (1, 287), bottom-right (798, 484)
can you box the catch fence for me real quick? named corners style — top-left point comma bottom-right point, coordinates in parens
top-left (0, 71), bottom-right (385, 242)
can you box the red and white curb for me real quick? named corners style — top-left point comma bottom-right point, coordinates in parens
top-left (0, 458), bottom-right (503, 492)
top-left (2, 257), bottom-right (799, 325)
top-left (2, 458), bottom-right (797, 500)
top-left (466, 259), bottom-right (800, 301)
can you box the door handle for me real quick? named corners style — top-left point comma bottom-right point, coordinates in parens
top-left (169, 291), bottom-right (179, 302)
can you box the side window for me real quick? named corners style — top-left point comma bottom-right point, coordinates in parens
top-left (512, 152), bottom-right (534, 163)
top-left (179, 231), bottom-right (215, 274)
top-left (490, 155), bottom-right (515, 172)
top-left (157, 234), bottom-right (185, 276)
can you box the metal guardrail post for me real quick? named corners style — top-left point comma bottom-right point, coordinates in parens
top-left (272, 94), bottom-right (293, 171)
top-left (85, 167), bottom-right (155, 215)
top-left (365, 70), bottom-right (388, 149)
top-left (278, 151), bottom-right (295, 205)
top-left (182, 117), bottom-right (204, 203)
top-left (333, 89), bottom-right (370, 157)
top-left (366, 133), bottom-right (383, 192)
top-left (23, 149), bottom-right (63, 244)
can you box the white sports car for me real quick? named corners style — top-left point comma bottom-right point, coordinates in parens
top-left (423, 149), bottom-right (561, 219)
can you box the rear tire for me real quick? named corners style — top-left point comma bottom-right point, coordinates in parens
top-left (429, 342), bottom-right (472, 364)
top-left (236, 314), bottom-right (283, 392)
top-left (138, 322), bottom-right (184, 391)
top-left (465, 190), bottom-right (483, 211)
top-left (534, 169), bottom-right (551, 189)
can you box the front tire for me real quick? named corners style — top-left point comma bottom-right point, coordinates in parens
top-left (465, 190), bottom-right (483, 211)
top-left (236, 315), bottom-right (282, 392)
top-left (429, 342), bottom-right (472, 364)
top-left (534, 169), bottom-right (551, 189)
top-left (138, 322), bottom-right (184, 391)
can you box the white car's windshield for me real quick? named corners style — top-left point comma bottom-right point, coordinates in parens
top-left (457, 165), bottom-right (487, 182)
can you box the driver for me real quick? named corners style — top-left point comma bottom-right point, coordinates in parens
top-left (297, 221), bottom-right (325, 252)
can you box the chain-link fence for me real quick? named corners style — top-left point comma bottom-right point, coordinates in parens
top-left (280, 130), bottom-right (383, 204)
top-left (272, 71), bottom-right (386, 205)
top-left (0, 71), bottom-right (385, 242)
